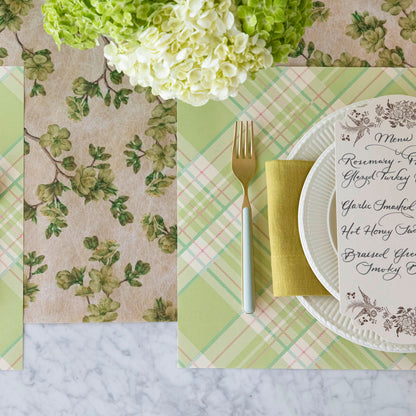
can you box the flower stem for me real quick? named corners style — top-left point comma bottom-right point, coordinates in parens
top-left (14, 33), bottom-right (31, 54)
top-left (27, 264), bottom-right (33, 281)
top-left (103, 59), bottom-right (117, 93)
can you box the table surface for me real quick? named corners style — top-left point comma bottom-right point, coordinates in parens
top-left (0, 323), bottom-right (413, 416)
top-left (3, 2), bottom-right (416, 412)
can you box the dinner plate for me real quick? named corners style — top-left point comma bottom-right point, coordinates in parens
top-left (288, 101), bottom-right (416, 353)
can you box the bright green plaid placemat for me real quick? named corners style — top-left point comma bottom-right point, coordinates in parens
top-left (0, 67), bottom-right (24, 371)
top-left (178, 67), bottom-right (416, 369)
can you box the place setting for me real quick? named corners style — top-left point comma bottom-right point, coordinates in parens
top-left (178, 67), bottom-right (416, 369)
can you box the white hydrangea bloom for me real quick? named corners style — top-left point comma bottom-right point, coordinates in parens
top-left (104, 0), bottom-right (273, 106)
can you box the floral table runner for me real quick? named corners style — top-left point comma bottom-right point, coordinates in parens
top-left (0, 0), bottom-right (177, 323)
top-left (1, 0), bottom-right (414, 325)
top-left (0, 66), bottom-right (24, 370)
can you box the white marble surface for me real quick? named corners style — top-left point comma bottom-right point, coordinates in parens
top-left (0, 323), bottom-right (415, 415)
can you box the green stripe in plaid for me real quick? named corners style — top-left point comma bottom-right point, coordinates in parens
top-left (0, 67), bottom-right (24, 371)
top-left (178, 67), bottom-right (416, 369)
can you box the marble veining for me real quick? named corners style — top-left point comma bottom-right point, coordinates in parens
top-left (0, 323), bottom-right (414, 415)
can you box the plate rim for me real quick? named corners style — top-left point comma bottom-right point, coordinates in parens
top-left (298, 143), bottom-right (339, 299)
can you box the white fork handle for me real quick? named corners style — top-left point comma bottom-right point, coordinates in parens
top-left (242, 207), bottom-right (255, 314)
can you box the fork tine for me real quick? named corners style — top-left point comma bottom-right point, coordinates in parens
top-left (250, 121), bottom-right (254, 159)
top-left (244, 121), bottom-right (249, 159)
top-left (239, 121), bottom-right (244, 158)
top-left (233, 121), bottom-right (238, 158)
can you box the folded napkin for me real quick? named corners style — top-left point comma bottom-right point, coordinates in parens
top-left (265, 160), bottom-right (329, 297)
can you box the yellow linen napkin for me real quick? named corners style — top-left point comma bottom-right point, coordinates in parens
top-left (265, 160), bottom-right (330, 296)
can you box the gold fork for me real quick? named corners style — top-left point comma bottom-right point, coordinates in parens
top-left (232, 121), bottom-right (256, 314)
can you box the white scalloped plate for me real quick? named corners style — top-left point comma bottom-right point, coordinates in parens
top-left (289, 101), bottom-right (416, 353)
top-left (298, 143), bottom-right (338, 299)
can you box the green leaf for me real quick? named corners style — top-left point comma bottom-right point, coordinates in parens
top-left (113, 88), bottom-right (132, 109)
top-left (66, 96), bottom-right (86, 121)
top-left (62, 156), bottom-right (77, 171)
top-left (56, 267), bottom-right (85, 290)
top-left (110, 196), bottom-right (134, 226)
top-left (24, 140), bottom-right (30, 155)
top-left (124, 263), bottom-right (133, 274)
top-left (113, 95), bottom-right (121, 109)
top-left (135, 260), bottom-right (151, 275)
top-left (45, 224), bottom-right (53, 239)
top-left (128, 280), bottom-right (142, 287)
top-left (134, 85), bottom-right (145, 94)
top-left (75, 286), bottom-right (94, 297)
top-left (118, 211), bottom-right (134, 226)
top-left (307, 41), bottom-right (315, 58)
top-left (21, 51), bottom-right (32, 61)
top-left (145, 88), bottom-right (157, 103)
top-left (110, 70), bottom-right (123, 84)
top-left (58, 201), bottom-right (68, 216)
top-left (72, 77), bottom-right (91, 95)
top-left (33, 264), bottom-right (48, 275)
top-left (311, 1), bottom-right (330, 22)
top-left (84, 236), bottom-right (99, 250)
top-left (126, 135), bottom-right (143, 150)
top-left (24, 200), bottom-right (37, 223)
top-left (34, 255), bottom-right (45, 265)
top-left (95, 163), bottom-right (111, 170)
top-left (288, 38), bottom-right (305, 58)
top-left (88, 83), bottom-right (100, 98)
top-left (104, 90), bottom-right (111, 106)
top-left (37, 49), bottom-right (52, 57)
top-left (82, 99), bottom-right (90, 117)
top-left (109, 250), bottom-right (120, 266)
top-left (89, 144), bottom-right (97, 158)
top-left (30, 83), bottom-right (46, 97)
top-left (0, 48), bottom-right (8, 59)
top-left (37, 84), bottom-right (46, 96)
top-left (145, 173), bottom-right (176, 197)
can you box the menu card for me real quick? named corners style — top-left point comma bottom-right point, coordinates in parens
top-left (336, 95), bottom-right (416, 344)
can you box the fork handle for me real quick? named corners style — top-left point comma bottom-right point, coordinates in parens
top-left (242, 206), bottom-right (255, 314)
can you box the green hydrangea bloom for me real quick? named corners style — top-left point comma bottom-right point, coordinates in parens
top-left (236, 0), bottom-right (313, 63)
top-left (42, 0), bottom-right (174, 50)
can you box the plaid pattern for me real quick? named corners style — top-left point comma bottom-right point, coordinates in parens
top-left (0, 67), bottom-right (24, 371)
top-left (178, 67), bottom-right (416, 369)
